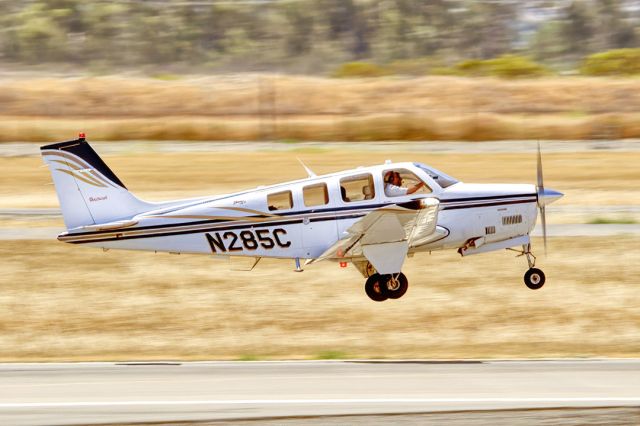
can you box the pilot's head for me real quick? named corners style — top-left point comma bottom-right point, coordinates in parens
top-left (393, 172), bottom-right (402, 185)
top-left (384, 171), bottom-right (395, 184)
top-left (384, 171), bottom-right (403, 186)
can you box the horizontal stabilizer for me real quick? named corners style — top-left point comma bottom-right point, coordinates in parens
top-left (70, 219), bottom-right (139, 233)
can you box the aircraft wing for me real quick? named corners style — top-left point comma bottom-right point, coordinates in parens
top-left (309, 198), bottom-right (440, 274)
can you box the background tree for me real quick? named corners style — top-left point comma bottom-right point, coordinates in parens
top-left (594, 0), bottom-right (637, 50)
top-left (562, 0), bottom-right (595, 58)
top-left (0, 0), bottom-right (637, 74)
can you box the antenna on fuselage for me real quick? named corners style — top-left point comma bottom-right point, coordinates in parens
top-left (297, 158), bottom-right (317, 178)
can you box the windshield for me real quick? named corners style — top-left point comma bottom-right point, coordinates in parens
top-left (414, 163), bottom-right (459, 188)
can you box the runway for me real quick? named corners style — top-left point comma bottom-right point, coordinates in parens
top-left (1, 360), bottom-right (639, 425)
top-left (3, 139), bottom-right (640, 157)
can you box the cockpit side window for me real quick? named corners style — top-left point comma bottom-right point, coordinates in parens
top-left (414, 163), bottom-right (459, 188)
top-left (340, 173), bottom-right (375, 203)
top-left (382, 168), bottom-right (431, 197)
top-left (267, 190), bottom-right (293, 211)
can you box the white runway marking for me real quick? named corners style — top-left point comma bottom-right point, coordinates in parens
top-left (2, 397), bottom-right (640, 409)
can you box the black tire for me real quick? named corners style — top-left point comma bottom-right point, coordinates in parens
top-left (382, 273), bottom-right (409, 299)
top-left (524, 268), bottom-right (546, 290)
top-left (365, 274), bottom-right (387, 302)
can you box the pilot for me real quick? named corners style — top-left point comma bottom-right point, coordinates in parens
top-left (384, 171), bottom-right (425, 197)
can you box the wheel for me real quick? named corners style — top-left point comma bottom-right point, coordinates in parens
top-left (381, 273), bottom-right (409, 299)
top-left (524, 268), bottom-right (545, 290)
top-left (365, 274), bottom-right (387, 302)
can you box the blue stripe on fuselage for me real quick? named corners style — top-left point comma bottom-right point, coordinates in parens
top-left (60, 193), bottom-right (537, 244)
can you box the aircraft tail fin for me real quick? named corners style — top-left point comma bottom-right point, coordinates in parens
top-left (40, 135), bottom-right (154, 230)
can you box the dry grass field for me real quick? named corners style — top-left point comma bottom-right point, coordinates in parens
top-left (1, 236), bottom-right (639, 361)
top-left (3, 75), bottom-right (640, 141)
top-left (3, 150), bottom-right (640, 211)
top-left (1, 146), bottom-right (638, 361)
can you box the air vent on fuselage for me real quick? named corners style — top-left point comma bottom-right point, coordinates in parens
top-left (502, 215), bottom-right (523, 226)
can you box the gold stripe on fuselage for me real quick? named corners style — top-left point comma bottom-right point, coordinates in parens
top-left (58, 210), bottom-right (349, 243)
top-left (219, 206), bottom-right (282, 218)
top-left (147, 214), bottom-right (275, 222)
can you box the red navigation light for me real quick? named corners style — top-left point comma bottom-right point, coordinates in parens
top-left (339, 261), bottom-right (347, 268)
top-left (79, 132), bottom-right (86, 139)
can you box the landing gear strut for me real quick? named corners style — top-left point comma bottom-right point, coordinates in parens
top-left (509, 243), bottom-right (546, 290)
top-left (364, 273), bottom-right (409, 302)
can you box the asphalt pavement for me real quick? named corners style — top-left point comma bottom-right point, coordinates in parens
top-left (1, 360), bottom-right (639, 425)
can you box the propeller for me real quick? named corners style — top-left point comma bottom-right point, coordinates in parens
top-left (536, 142), bottom-right (547, 254)
top-left (536, 142), bottom-right (563, 255)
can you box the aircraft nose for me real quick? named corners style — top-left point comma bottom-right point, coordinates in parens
top-left (538, 188), bottom-right (564, 206)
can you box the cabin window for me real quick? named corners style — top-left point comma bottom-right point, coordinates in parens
top-left (340, 174), bottom-right (375, 203)
top-left (267, 190), bottom-right (293, 211)
top-left (303, 183), bottom-right (329, 207)
top-left (382, 168), bottom-right (431, 197)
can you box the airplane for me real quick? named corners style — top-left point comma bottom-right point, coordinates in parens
top-left (41, 134), bottom-right (563, 302)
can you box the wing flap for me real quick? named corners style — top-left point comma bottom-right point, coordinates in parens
top-left (405, 198), bottom-right (440, 247)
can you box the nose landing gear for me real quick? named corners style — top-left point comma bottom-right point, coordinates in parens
top-left (364, 272), bottom-right (409, 302)
top-left (509, 243), bottom-right (546, 290)
top-left (524, 267), bottom-right (545, 290)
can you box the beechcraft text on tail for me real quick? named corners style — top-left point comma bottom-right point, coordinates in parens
top-left (41, 135), bottom-right (563, 302)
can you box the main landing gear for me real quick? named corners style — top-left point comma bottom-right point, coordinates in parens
top-left (509, 243), bottom-right (546, 290)
top-left (364, 272), bottom-right (409, 302)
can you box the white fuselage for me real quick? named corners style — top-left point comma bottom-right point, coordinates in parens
top-left (59, 162), bottom-right (538, 262)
